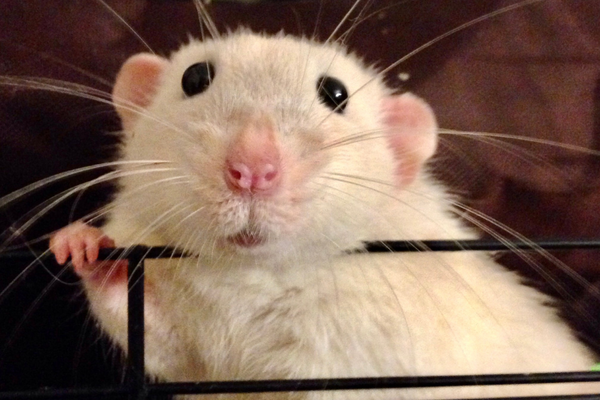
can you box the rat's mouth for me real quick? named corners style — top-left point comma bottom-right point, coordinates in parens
top-left (226, 229), bottom-right (265, 248)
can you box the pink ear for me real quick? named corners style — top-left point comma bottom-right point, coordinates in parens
top-left (112, 53), bottom-right (169, 132)
top-left (383, 93), bottom-right (438, 187)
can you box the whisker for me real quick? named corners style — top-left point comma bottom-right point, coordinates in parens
top-left (434, 138), bottom-right (488, 196)
top-left (332, 0), bottom-right (376, 48)
top-left (0, 38), bottom-right (113, 87)
top-left (454, 206), bottom-right (600, 333)
top-left (459, 211), bottom-right (574, 296)
top-left (101, 202), bottom-right (191, 293)
top-left (453, 201), bottom-right (600, 297)
top-left (316, 1), bottom-right (548, 130)
top-left (1, 76), bottom-right (113, 100)
top-left (323, 172), bottom-right (393, 188)
top-left (440, 128), bottom-right (600, 156)
top-left (0, 76), bottom-right (197, 142)
top-left (455, 134), bottom-right (570, 179)
top-left (325, 0), bottom-right (366, 44)
top-left (335, 0), bottom-right (415, 39)
top-left (66, 188), bottom-right (194, 296)
top-left (328, 0), bottom-right (547, 122)
top-left (320, 130), bottom-right (387, 151)
top-left (375, 0), bottom-right (545, 83)
top-left (317, 174), bottom-right (461, 242)
top-left (334, 172), bottom-right (599, 316)
top-left (0, 160), bottom-right (169, 209)
top-left (309, 44), bottom-right (348, 116)
top-left (0, 240), bottom-right (80, 347)
top-left (310, 1), bottom-right (380, 119)
top-left (309, 0), bottom-right (325, 42)
top-left (396, 177), bottom-right (599, 300)
top-left (383, 181), bottom-right (600, 312)
top-left (2, 167), bottom-right (180, 250)
top-left (319, 172), bottom-right (578, 367)
top-left (95, 0), bottom-right (155, 54)
top-left (82, 175), bottom-right (192, 232)
top-left (192, 0), bottom-right (220, 40)
top-left (312, 179), bottom-right (501, 371)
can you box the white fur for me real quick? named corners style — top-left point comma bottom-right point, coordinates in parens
top-left (83, 32), bottom-right (598, 398)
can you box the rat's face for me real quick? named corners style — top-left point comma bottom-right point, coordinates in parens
top-left (112, 32), bottom-right (436, 261)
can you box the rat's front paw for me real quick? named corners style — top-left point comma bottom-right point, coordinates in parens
top-left (49, 221), bottom-right (116, 273)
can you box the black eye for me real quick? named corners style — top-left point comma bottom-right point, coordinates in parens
top-left (182, 62), bottom-right (215, 97)
top-left (317, 76), bottom-right (348, 113)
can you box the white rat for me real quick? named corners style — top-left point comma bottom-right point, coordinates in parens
top-left (49, 31), bottom-right (599, 399)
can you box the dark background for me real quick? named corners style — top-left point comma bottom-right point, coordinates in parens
top-left (1, 0), bottom-right (599, 394)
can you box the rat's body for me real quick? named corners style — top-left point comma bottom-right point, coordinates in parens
top-left (50, 32), bottom-right (598, 398)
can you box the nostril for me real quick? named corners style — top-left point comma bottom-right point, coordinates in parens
top-left (261, 164), bottom-right (278, 182)
top-left (252, 164), bottom-right (280, 192)
top-left (229, 169), bottom-right (242, 181)
top-left (227, 163), bottom-right (253, 190)
top-left (225, 161), bottom-right (281, 192)
top-left (264, 170), bottom-right (277, 182)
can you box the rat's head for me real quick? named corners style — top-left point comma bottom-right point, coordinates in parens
top-left (111, 32), bottom-right (437, 261)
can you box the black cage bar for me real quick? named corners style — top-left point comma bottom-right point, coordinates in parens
top-left (1, 239), bottom-right (600, 399)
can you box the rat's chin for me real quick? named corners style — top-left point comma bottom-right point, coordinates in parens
top-left (228, 231), bottom-right (264, 247)
top-left (222, 229), bottom-right (267, 251)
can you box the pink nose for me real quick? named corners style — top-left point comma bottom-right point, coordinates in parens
top-left (227, 161), bottom-right (279, 192)
top-left (225, 114), bottom-right (282, 194)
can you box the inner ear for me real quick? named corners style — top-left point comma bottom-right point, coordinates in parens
top-left (382, 93), bottom-right (438, 187)
top-left (112, 53), bottom-right (169, 132)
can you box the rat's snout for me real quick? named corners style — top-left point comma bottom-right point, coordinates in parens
top-left (225, 115), bottom-right (281, 194)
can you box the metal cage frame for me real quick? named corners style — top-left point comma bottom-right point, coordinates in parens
top-left (1, 240), bottom-right (600, 399)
